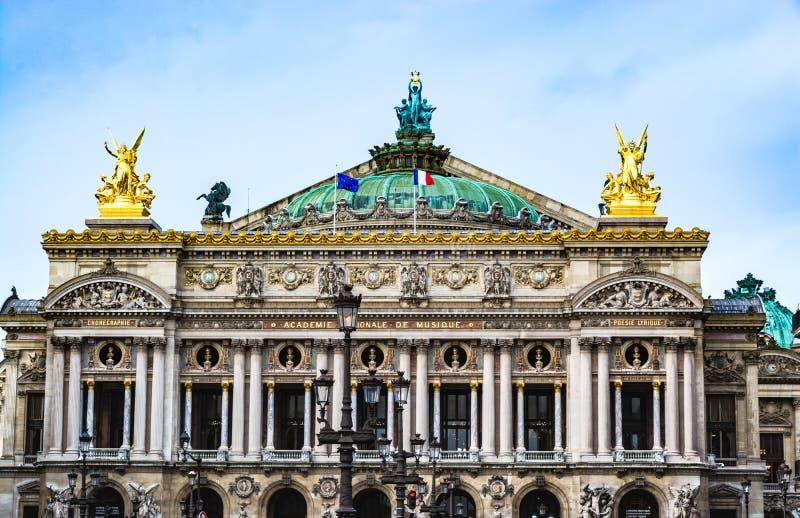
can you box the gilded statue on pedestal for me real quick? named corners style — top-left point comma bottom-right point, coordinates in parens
top-left (600, 125), bottom-right (661, 217)
top-left (95, 128), bottom-right (155, 217)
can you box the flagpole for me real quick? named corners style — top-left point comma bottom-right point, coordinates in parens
top-left (333, 169), bottom-right (338, 235)
top-left (413, 181), bottom-right (417, 234)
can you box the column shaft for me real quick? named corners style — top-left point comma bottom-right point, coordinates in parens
top-left (398, 343), bottom-right (412, 452)
top-left (432, 382), bottom-right (441, 442)
top-left (614, 381), bottom-right (623, 450)
top-left (332, 342), bottom-right (345, 439)
top-left (219, 382), bottom-right (230, 453)
top-left (596, 343), bottom-right (611, 456)
top-left (653, 381), bottom-right (662, 450)
top-left (499, 344), bottom-right (513, 460)
top-left (162, 325), bottom-right (176, 460)
top-left (415, 344), bottom-right (429, 448)
top-left (744, 352), bottom-right (761, 461)
top-left (516, 383), bottom-right (525, 452)
top-left (247, 344), bottom-right (263, 459)
top-left (148, 340), bottom-right (165, 458)
top-left (386, 381), bottom-right (395, 448)
top-left (682, 345), bottom-right (696, 456)
top-left (66, 341), bottom-right (82, 454)
top-left (470, 381), bottom-right (480, 452)
top-left (230, 343), bottom-right (246, 459)
top-left (303, 381), bottom-right (313, 452)
top-left (554, 383), bottom-right (563, 451)
top-left (183, 382), bottom-right (192, 446)
top-left (351, 383), bottom-right (358, 431)
top-left (2, 352), bottom-right (19, 459)
top-left (481, 342), bottom-right (495, 458)
top-left (86, 380), bottom-right (95, 444)
top-left (122, 380), bottom-right (133, 450)
top-left (266, 382), bottom-right (276, 450)
top-left (579, 341), bottom-right (593, 456)
top-left (132, 341), bottom-right (148, 456)
top-left (664, 342), bottom-right (679, 455)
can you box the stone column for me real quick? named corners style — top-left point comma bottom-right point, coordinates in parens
top-left (481, 340), bottom-right (496, 459)
top-left (265, 381), bottom-right (275, 451)
top-left (148, 338), bottom-right (165, 459)
top-left (132, 338), bottom-right (148, 457)
top-left (470, 380), bottom-right (480, 452)
top-left (303, 380), bottom-right (313, 455)
top-left (415, 340), bottom-right (429, 450)
top-left (744, 351), bottom-right (761, 462)
top-left (682, 341), bottom-right (697, 457)
top-left (1, 351), bottom-right (19, 459)
top-left (162, 323), bottom-right (177, 461)
top-left (66, 339), bottom-right (83, 455)
top-left (499, 341), bottom-right (513, 461)
top-left (183, 382), bottom-right (192, 446)
top-left (85, 379), bottom-right (95, 445)
top-left (794, 399), bottom-right (800, 466)
top-left (653, 381), bottom-right (662, 451)
top-left (247, 341), bottom-right (264, 459)
top-left (314, 338), bottom-right (329, 372)
top-left (398, 340), bottom-right (412, 452)
top-left (122, 379), bottom-right (133, 452)
top-left (230, 340), bottom-right (246, 460)
top-left (579, 338), bottom-right (594, 457)
top-left (596, 340), bottom-right (611, 458)
top-left (566, 335), bottom-right (579, 460)
top-left (351, 382), bottom-right (359, 431)
top-left (386, 380), bottom-right (395, 448)
top-left (664, 339), bottom-right (679, 456)
top-left (432, 381), bottom-right (441, 443)
top-left (515, 382), bottom-right (525, 453)
top-left (332, 339), bottom-right (345, 441)
top-left (49, 338), bottom-right (67, 455)
top-left (219, 381), bottom-right (230, 457)
top-left (614, 381), bottom-right (623, 451)
top-left (554, 383), bottom-right (563, 451)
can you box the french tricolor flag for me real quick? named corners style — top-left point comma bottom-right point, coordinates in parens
top-left (413, 169), bottom-right (434, 186)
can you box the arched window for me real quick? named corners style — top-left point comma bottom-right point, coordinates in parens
top-left (267, 488), bottom-right (307, 518)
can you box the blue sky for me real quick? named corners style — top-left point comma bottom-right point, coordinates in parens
top-left (1, 1), bottom-right (799, 309)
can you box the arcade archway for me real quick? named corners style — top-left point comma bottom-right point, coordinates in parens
top-left (617, 489), bottom-right (659, 518)
top-left (181, 487), bottom-right (224, 518)
top-left (267, 487), bottom-right (307, 518)
top-left (520, 489), bottom-right (561, 518)
top-left (435, 489), bottom-right (477, 518)
top-left (354, 488), bottom-right (391, 518)
top-left (92, 486), bottom-right (125, 517)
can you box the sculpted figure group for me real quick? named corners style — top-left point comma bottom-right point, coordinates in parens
top-left (318, 262), bottom-right (347, 298)
top-left (57, 281), bottom-right (159, 310)
top-left (395, 71), bottom-right (436, 132)
top-left (236, 262), bottom-right (264, 298)
top-left (600, 125), bottom-right (661, 209)
top-left (579, 484), bottom-right (614, 518)
top-left (669, 484), bottom-right (700, 518)
top-left (484, 262), bottom-right (512, 298)
top-left (400, 262), bottom-right (428, 299)
top-left (96, 128), bottom-right (155, 208)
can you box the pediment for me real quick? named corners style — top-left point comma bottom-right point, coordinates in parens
top-left (708, 483), bottom-right (741, 498)
top-left (759, 350), bottom-right (800, 382)
top-left (575, 277), bottom-right (701, 311)
top-left (44, 260), bottom-right (170, 311)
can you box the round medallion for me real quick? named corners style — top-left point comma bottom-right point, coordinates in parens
top-left (201, 270), bottom-right (218, 285)
top-left (623, 342), bottom-right (650, 369)
top-left (443, 344), bottom-right (468, 370)
top-left (448, 270), bottom-right (463, 284)
top-left (98, 342), bottom-right (123, 368)
top-left (366, 270), bottom-right (380, 283)
top-left (526, 345), bottom-right (552, 371)
top-left (766, 362), bottom-right (779, 374)
top-left (284, 270), bottom-right (298, 284)
top-left (195, 345), bottom-right (220, 371)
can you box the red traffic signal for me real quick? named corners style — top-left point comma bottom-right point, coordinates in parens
top-left (407, 490), bottom-right (417, 509)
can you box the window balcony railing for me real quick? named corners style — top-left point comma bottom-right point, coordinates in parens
top-left (439, 450), bottom-right (480, 463)
top-left (764, 483), bottom-right (780, 492)
top-left (188, 449), bottom-right (222, 461)
top-left (353, 450), bottom-right (383, 463)
top-left (613, 449), bottom-right (665, 463)
top-left (87, 448), bottom-right (128, 461)
top-left (262, 449), bottom-right (310, 463)
top-left (22, 454), bottom-right (38, 464)
top-left (515, 450), bottom-right (566, 463)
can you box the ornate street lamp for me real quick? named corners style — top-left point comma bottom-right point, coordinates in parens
top-left (420, 437), bottom-right (447, 518)
top-left (180, 431), bottom-right (204, 518)
top-left (354, 368), bottom-right (384, 443)
top-left (68, 430), bottom-right (100, 518)
top-left (740, 478), bottom-right (750, 517)
top-left (314, 284), bottom-right (381, 518)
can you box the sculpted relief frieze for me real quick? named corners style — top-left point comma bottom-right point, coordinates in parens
top-left (579, 280), bottom-right (694, 310)
top-left (759, 352), bottom-right (800, 381)
top-left (760, 400), bottom-right (792, 426)
top-left (704, 351), bottom-right (745, 383)
top-left (318, 262), bottom-right (347, 298)
top-left (52, 281), bottom-right (164, 310)
top-left (349, 264), bottom-right (396, 289)
top-left (400, 262), bottom-right (428, 304)
top-left (431, 264), bottom-right (479, 289)
top-left (267, 264), bottom-right (315, 290)
top-left (185, 266), bottom-right (233, 290)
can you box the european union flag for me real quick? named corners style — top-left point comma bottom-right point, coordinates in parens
top-left (336, 173), bottom-right (359, 192)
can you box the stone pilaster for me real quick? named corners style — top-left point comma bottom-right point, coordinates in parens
top-left (351, 381), bottom-right (358, 430)
top-left (66, 338), bottom-right (83, 455)
top-left (131, 338), bottom-right (148, 458)
top-left (664, 338), bottom-right (679, 457)
top-left (148, 337), bottom-right (165, 459)
top-left (498, 340), bottom-right (513, 461)
top-left (596, 339), bottom-right (611, 458)
top-left (229, 340), bottom-right (247, 460)
top-left (398, 339), bottom-right (412, 452)
top-left (415, 340), bottom-right (429, 450)
top-left (163, 322), bottom-right (177, 460)
top-left (578, 337), bottom-right (594, 458)
top-left (247, 340), bottom-right (264, 459)
top-left (744, 351), bottom-right (761, 462)
top-left (1, 351), bottom-right (19, 459)
top-left (480, 340), bottom-right (495, 459)
top-left (682, 339), bottom-right (697, 457)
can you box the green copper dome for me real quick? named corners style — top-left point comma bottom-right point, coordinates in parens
top-left (284, 172), bottom-right (539, 220)
top-left (725, 273), bottom-right (794, 348)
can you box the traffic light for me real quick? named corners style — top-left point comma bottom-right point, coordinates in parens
top-left (407, 490), bottom-right (417, 509)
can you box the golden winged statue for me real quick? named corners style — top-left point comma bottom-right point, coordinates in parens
top-left (95, 128), bottom-right (155, 217)
top-left (600, 124), bottom-right (661, 217)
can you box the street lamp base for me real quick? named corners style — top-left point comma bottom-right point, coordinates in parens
top-left (336, 505), bottom-right (357, 518)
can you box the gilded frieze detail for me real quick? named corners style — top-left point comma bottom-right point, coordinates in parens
top-left (268, 264), bottom-right (314, 290)
top-left (185, 266), bottom-right (233, 289)
top-left (512, 263), bottom-right (564, 289)
top-left (431, 264), bottom-right (479, 289)
top-left (349, 264), bottom-right (396, 289)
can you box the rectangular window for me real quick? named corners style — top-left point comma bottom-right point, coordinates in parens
top-left (441, 389), bottom-right (470, 451)
top-left (24, 393), bottom-right (44, 456)
top-left (621, 386), bottom-right (651, 450)
top-left (275, 387), bottom-right (305, 450)
top-left (706, 395), bottom-right (736, 464)
top-left (524, 390), bottom-right (553, 451)
top-left (761, 433), bottom-right (784, 483)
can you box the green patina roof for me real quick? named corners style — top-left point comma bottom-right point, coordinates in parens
top-left (284, 172), bottom-right (539, 220)
top-left (725, 273), bottom-right (794, 348)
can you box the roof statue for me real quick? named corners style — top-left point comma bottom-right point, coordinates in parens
top-left (197, 181), bottom-right (232, 221)
top-left (395, 70), bottom-right (436, 139)
top-left (95, 128), bottom-right (155, 218)
top-left (600, 124), bottom-right (661, 218)
top-left (725, 273), bottom-right (794, 348)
